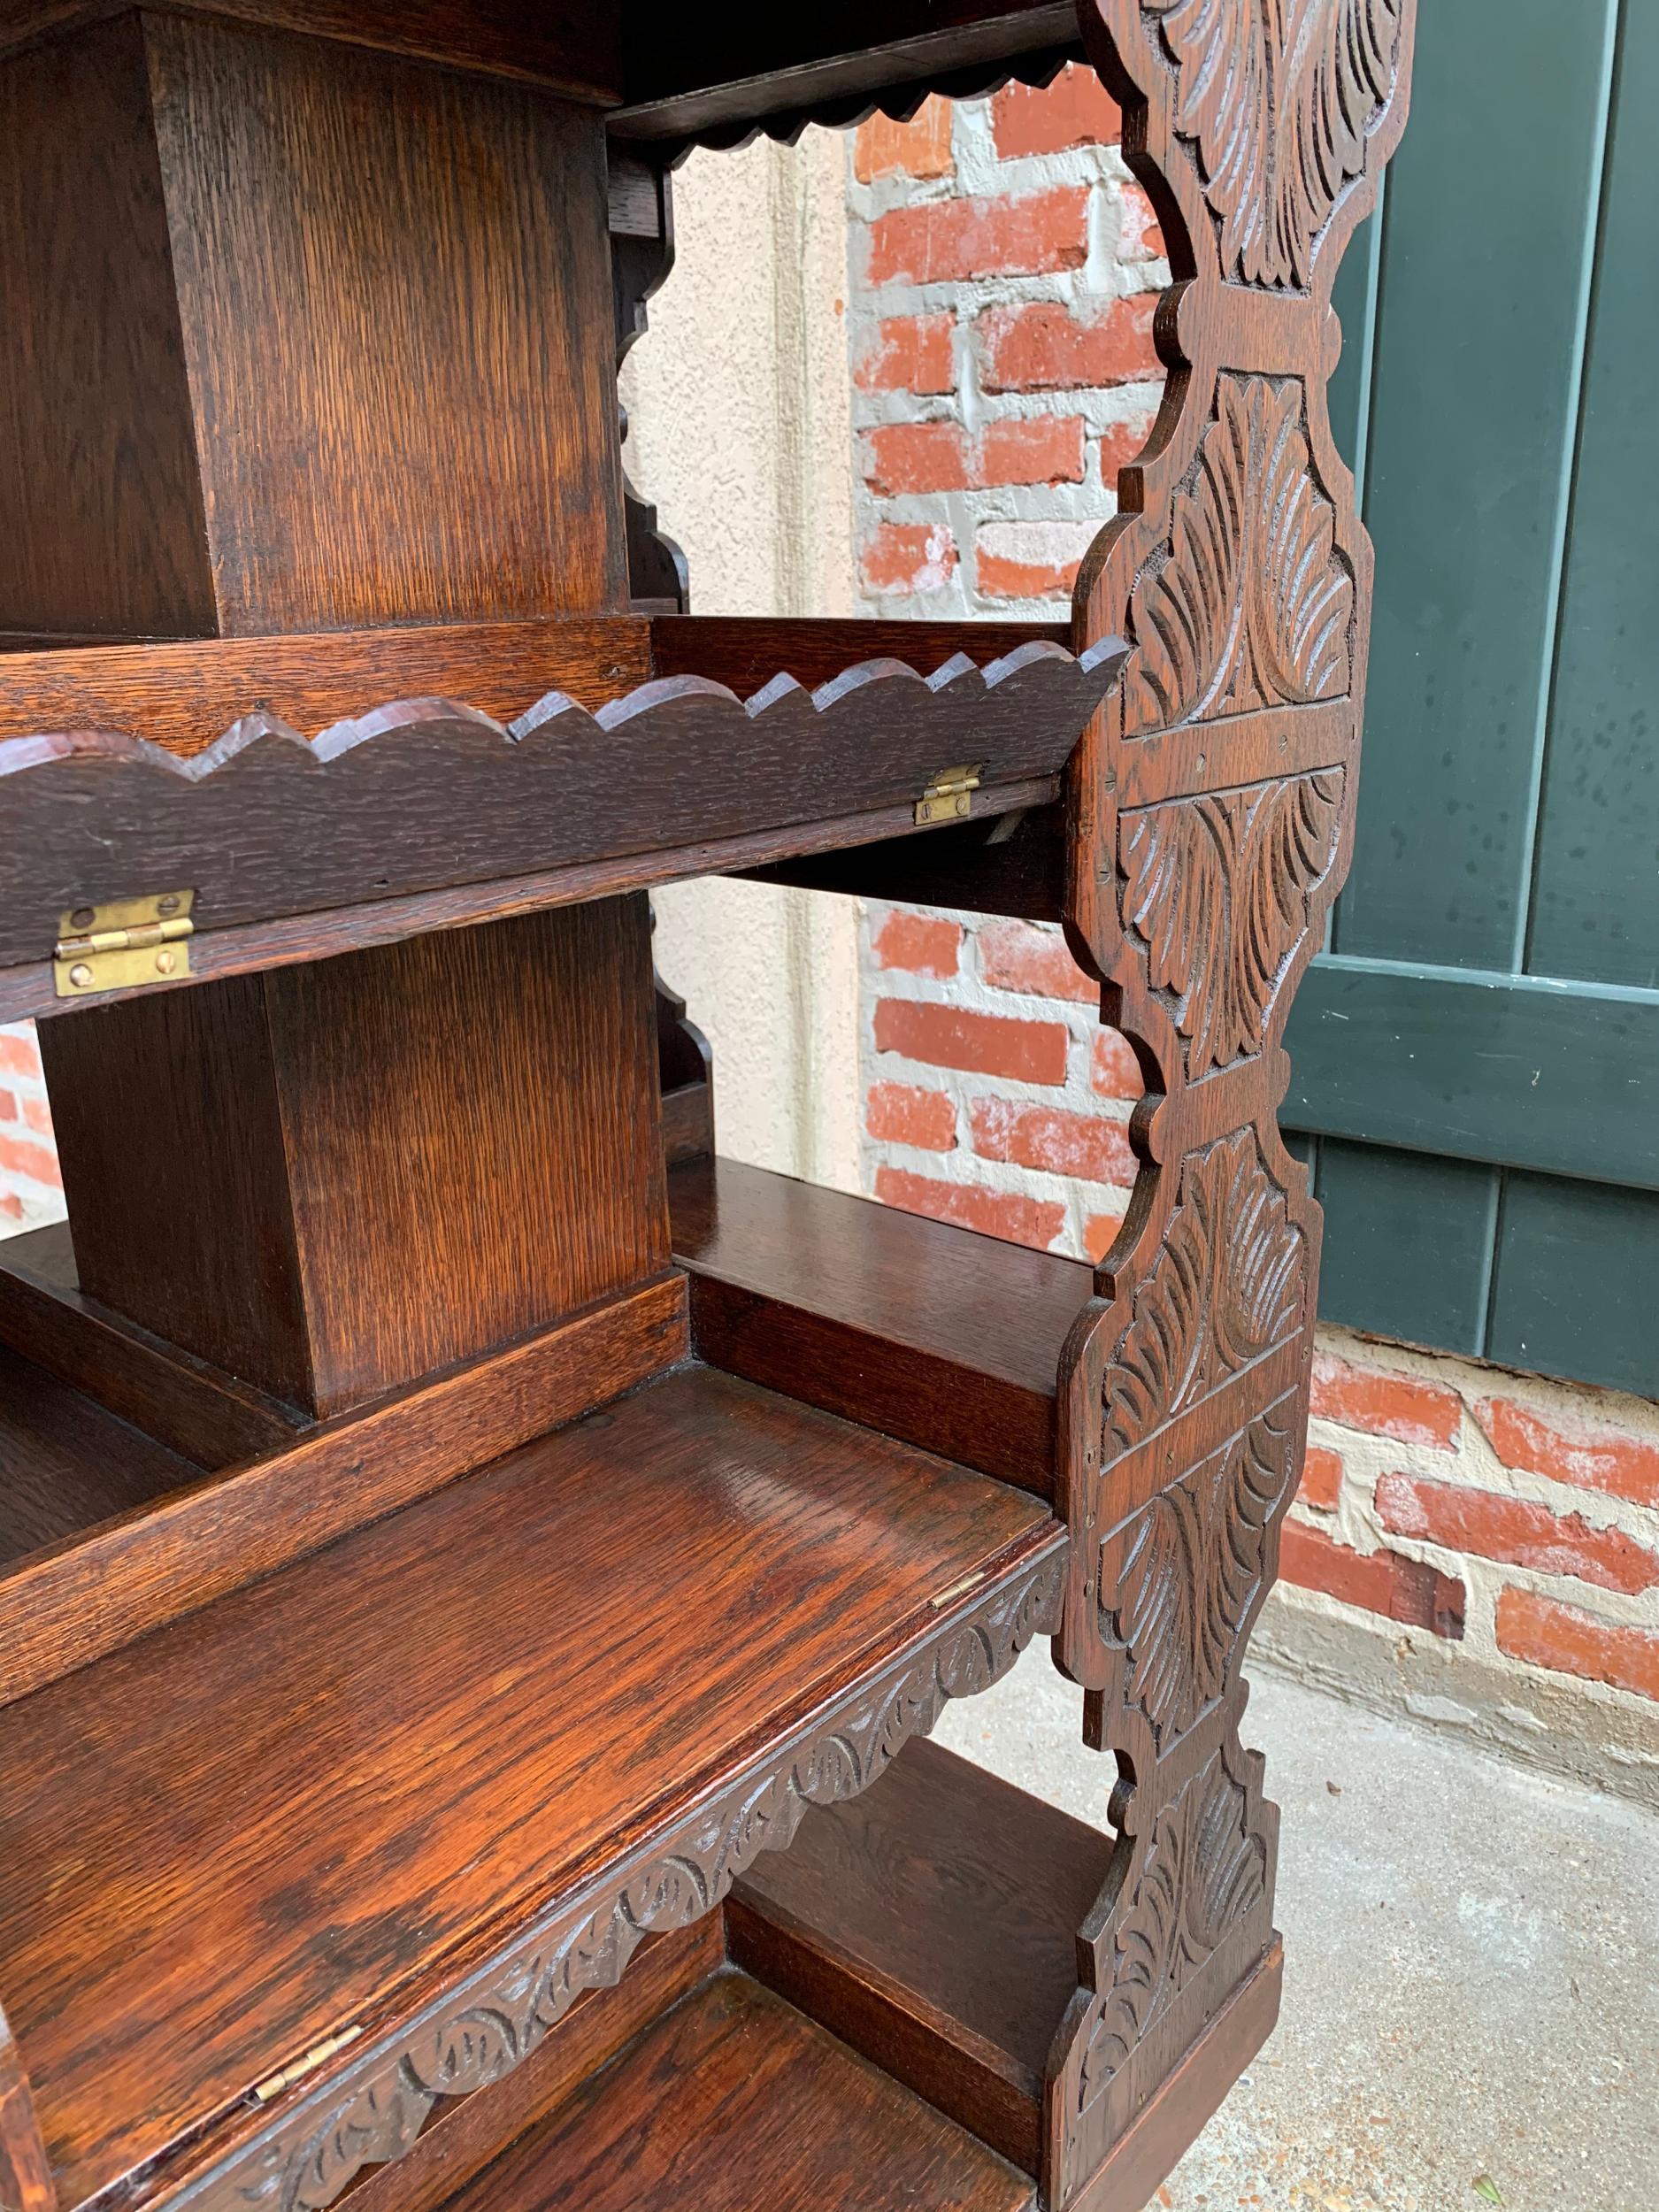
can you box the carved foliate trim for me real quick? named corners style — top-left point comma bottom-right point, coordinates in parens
top-left (1071, 1744), bottom-right (1268, 2139)
top-left (1124, 376), bottom-right (1352, 734)
top-left (1102, 1410), bottom-right (1296, 1752)
top-left (1142, 0), bottom-right (1405, 290)
top-left (1120, 766), bottom-right (1344, 1077)
top-left (177, 1547), bottom-right (1065, 2212)
top-left (1106, 1130), bottom-right (1305, 1460)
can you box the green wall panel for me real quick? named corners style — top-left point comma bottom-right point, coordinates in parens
top-left (1487, 1171), bottom-right (1659, 1396)
top-left (1338, 0), bottom-right (1617, 971)
top-left (1315, 1141), bottom-right (1494, 1356)
top-left (1526, 4), bottom-right (1659, 991)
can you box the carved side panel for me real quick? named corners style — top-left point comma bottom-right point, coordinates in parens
top-left (1048, 2), bottom-right (1417, 2202)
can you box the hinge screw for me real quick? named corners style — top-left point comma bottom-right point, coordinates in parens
top-left (70, 908), bottom-right (95, 931)
top-left (68, 963), bottom-right (92, 988)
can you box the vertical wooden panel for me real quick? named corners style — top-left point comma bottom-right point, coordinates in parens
top-left (1487, 1171), bottom-right (1659, 1394)
top-left (146, 12), bottom-right (627, 633)
top-left (1337, 0), bottom-right (1617, 969)
top-left (0, 16), bottom-right (214, 638)
top-left (1525, 4), bottom-right (1659, 991)
top-left (1313, 1141), bottom-right (1495, 1357)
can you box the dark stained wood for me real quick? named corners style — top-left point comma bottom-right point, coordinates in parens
top-left (0, 0), bottom-right (623, 96)
top-left (0, 17), bottom-right (214, 639)
top-left (656, 973), bottom-right (714, 1167)
top-left (0, 620), bottom-right (654, 756)
top-left (670, 1155), bottom-right (1090, 1500)
top-left (612, 4), bottom-right (1076, 147)
top-left (144, 13), bottom-right (625, 634)
top-left (648, 615), bottom-right (1070, 695)
top-left (435, 1971), bottom-right (1035, 2212)
top-left (1060, 1941), bottom-right (1283, 2212)
top-left (0, 1223), bottom-right (299, 1469)
top-left (0, 2001), bottom-right (53, 2212)
top-left (745, 801), bottom-right (1071, 923)
top-left (42, 899), bottom-right (668, 1413)
top-left (731, 1739), bottom-right (1114, 2175)
top-left (0, 645), bottom-right (1116, 989)
top-left (0, 1271), bottom-right (688, 1707)
top-left (0, 1340), bottom-right (204, 1572)
top-left (0, 1364), bottom-right (1056, 2209)
top-left (342, 1923), bottom-right (725, 2212)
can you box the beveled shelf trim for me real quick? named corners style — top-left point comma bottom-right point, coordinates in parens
top-left (0, 634), bottom-right (1124, 1019)
top-left (166, 1543), bottom-right (1065, 2212)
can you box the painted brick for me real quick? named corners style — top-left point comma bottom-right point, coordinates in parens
top-left (872, 909), bottom-right (963, 979)
top-left (866, 185), bottom-right (1090, 288)
top-left (22, 1096), bottom-right (51, 1137)
top-left (866, 1081), bottom-right (956, 1152)
top-left (861, 420), bottom-right (969, 495)
top-left (979, 918), bottom-right (1097, 1005)
top-left (1300, 1445), bottom-right (1343, 1514)
top-left (979, 295), bottom-right (1159, 393)
top-left (0, 1193), bottom-right (21, 1223)
top-left (1310, 1349), bottom-right (1462, 1452)
top-left (861, 415), bottom-right (1084, 495)
top-left (1099, 414), bottom-right (1156, 482)
top-left (971, 1097), bottom-right (1136, 1187)
top-left (856, 311), bottom-right (956, 395)
top-left (0, 1089), bottom-right (15, 1124)
top-left (873, 998), bottom-right (1068, 1085)
top-left (991, 64), bottom-right (1122, 157)
top-left (0, 1030), bottom-right (39, 1080)
top-left (1084, 1210), bottom-right (1127, 1263)
top-left (860, 521), bottom-right (957, 596)
top-left (1090, 1027), bottom-right (1142, 1101)
top-left (976, 518), bottom-right (1096, 600)
top-left (854, 98), bottom-right (954, 183)
top-left (978, 413), bottom-right (1086, 488)
top-left (1117, 181), bottom-right (1166, 263)
top-left (0, 1131), bottom-right (61, 1189)
top-left (1496, 1588), bottom-right (1659, 1703)
top-left (1476, 1396), bottom-right (1659, 1512)
top-left (876, 1165), bottom-right (1064, 1253)
top-left (1279, 1520), bottom-right (1465, 1640)
top-left (1377, 1472), bottom-right (1659, 1598)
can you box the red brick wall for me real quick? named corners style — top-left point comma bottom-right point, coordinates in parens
top-left (0, 1024), bottom-right (60, 1233)
top-left (849, 83), bottom-right (1659, 1778)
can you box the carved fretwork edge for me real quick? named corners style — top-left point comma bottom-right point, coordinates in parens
top-left (157, 1544), bottom-right (1064, 2212)
top-left (1044, 3), bottom-right (1418, 2205)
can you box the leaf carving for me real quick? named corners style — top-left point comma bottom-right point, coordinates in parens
top-left (1106, 1130), bottom-right (1304, 1459)
top-left (1104, 1415), bottom-right (1297, 1747)
top-left (1120, 765), bottom-right (1343, 1075)
top-left (1144, 0), bottom-right (1403, 289)
top-left (1124, 376), bottom-right (1353, 733)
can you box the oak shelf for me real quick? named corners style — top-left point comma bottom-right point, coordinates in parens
top-left (0, 1362), bottom-right (1061, 2212)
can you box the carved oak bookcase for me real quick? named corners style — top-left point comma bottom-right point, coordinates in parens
top-left (0, 7), bottom-right (1413, 2212)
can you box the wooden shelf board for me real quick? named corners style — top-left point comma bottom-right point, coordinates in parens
top-left (670, 1156), bottom-right (1092, 1498)
top-left (437, 1969), bottom-right (1036, 2212)
top-left (730, 1737), bottom-right (1113, 2175)
top-left (0, 1363), bottom-right (1058, 2212)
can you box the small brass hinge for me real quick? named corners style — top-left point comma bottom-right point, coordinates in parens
top-left (251, 2025), bottom-right (363, 2104)
top-left (54, 891), bottom-right (196, 999)
top-left (914, 763), bottom-right (983, 827)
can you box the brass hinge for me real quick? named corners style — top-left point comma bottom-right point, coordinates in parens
top-left (914, 763), bottom-right (983, 827)
top-left (250, 2025), bottom-right (363, 2104)
top-left (54, 891), bottom-right (196, 999)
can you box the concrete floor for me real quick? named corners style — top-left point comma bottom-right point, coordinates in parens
top-left (935, 1658), bottom-right (1659, 2212)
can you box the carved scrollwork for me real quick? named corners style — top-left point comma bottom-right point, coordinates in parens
top-left (181, 1548), bottom-right (1065, 2212)
top-left (1102, 1411), bottom-right (1296, 1750)
top-left (1120, 766), bottom-right (1343, 1077)
top-left (1142, 0), bottom-right (1404, 290)
top-left (1124, 376), bottom-right (1353, 734)
top-left (1106, 1130), bottom-right (1304, 1461)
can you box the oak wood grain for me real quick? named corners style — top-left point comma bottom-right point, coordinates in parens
top-left (0, 1271), bottom-right (687, 1707)
top-left (648, 615), bottom-right (1069, 695)
top-left (0, 1365), bottom-right (1053, 2208)
top-left (731, 1739), bottom-right (1114, 2176)
top-left (744, 802), bottom-right (1071, 922)
top-left (670, 1156), bottom-right (1091, 1500)
top-left (436, 1970), bottom-right (1036, 2212)
top-left (0, 2000), bottom-right (52, 2212)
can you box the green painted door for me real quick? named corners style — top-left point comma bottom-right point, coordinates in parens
top-left (1283, 0), bottom-right (1657, 1397)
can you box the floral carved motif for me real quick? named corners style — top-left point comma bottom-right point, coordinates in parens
top-left (1142, 0), bottom-right (1403, 290)
top-left (1124, 376), bottom-right (1352, 734)
top-left (1072, 1747), bottom-right (1268, 2127)
top-left (1105, 1130), bottom-right (1304, 1461)
top-left (180, 1548), bottom-right (1065, 2212)
top-left (1102, 1411), bottom-right (1296, 1750)
top-left (1120, 766), bottom-right (1343, 1077)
